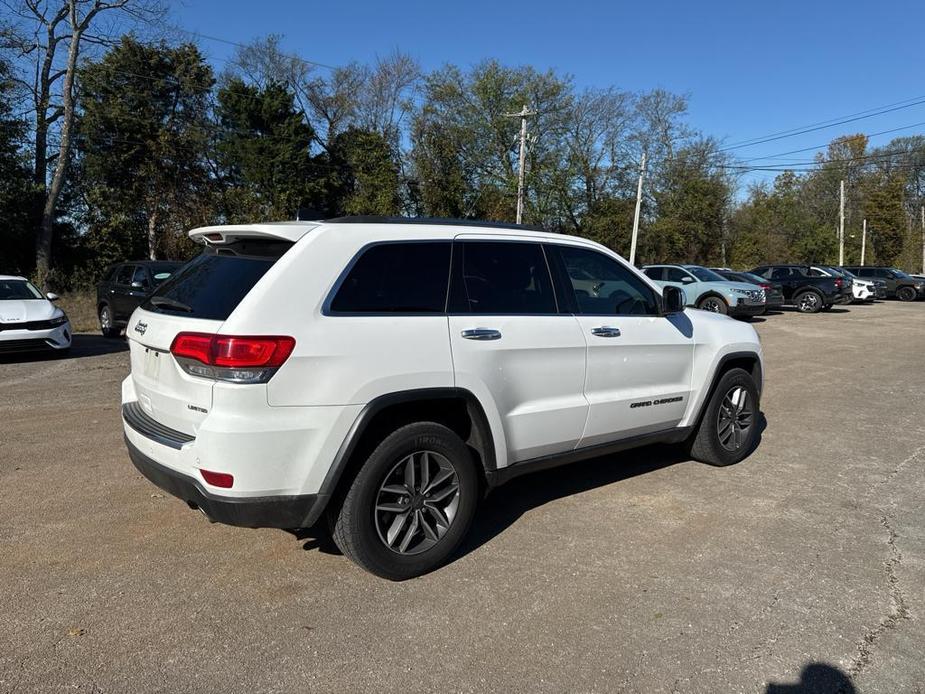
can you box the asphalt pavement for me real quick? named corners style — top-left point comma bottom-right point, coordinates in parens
top-left (1, 302), bottom-right (923, 693)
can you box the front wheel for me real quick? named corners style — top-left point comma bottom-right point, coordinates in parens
top-left (98, 304), bottom-right (120, 338)
top-left (897, 286), bottom-right (917, 302)
top-left (688, 368), bottom-right (760, 466)
top-left (331, 422), bottom-right (479, 580)
top-left (697, 295), bottom-right (728, 314)
top-left (794, 290), bottom-right (823, 313)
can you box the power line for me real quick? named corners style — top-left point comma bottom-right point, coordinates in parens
top-left (722, 93), bottom-right (925, 149)
top-left (718, 97), bottom-right (925, 153)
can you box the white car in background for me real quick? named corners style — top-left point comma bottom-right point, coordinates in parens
top-left (0, 275), bottom-right (72, 355)
top-left (809, 265), bottom-right (875, 303)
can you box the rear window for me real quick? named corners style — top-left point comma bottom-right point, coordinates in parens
top-left (142, 240), bottom-right (292, 321)
top-left (329, 242), bottom-right (451, 314)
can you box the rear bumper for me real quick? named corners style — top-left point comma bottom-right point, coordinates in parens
top-left (125, 435), bottom-right (320, 528)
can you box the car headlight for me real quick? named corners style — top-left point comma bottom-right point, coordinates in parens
top-left (730, 288), bottom-right (752, 295)
top-left (49, 312), bottom-right (68, 326)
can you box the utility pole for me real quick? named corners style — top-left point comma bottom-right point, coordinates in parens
top-left (839, 180), bottom-right (846, 266)
top-left (629, 152), bottom-right (647, 266)
top-left (861, 218), bottom-right (867, 266)
top-left (503, 105), bottom-right (536, 225)
top-left (921, 206), bottom-right (924, 275)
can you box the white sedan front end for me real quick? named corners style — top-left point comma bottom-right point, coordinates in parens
top-left (0, 276), bottom-right (72, 355)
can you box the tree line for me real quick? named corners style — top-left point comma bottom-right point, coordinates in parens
top-left (2, 6), bottom-right (925, 289)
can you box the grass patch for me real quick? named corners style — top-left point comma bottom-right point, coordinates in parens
top-left (57, 291), bottom-right (99, 333)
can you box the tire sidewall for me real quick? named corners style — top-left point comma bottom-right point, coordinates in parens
top-left (697, 369), bottom-right (760, 466)
top-left (898, 286), bottom-right (916, 302)
top-left (698, 295), bottom-right (728, 314)
top-left (339, 423), bottom-right (478, 580)
top-left (795, 290), bottom-right (822, 313)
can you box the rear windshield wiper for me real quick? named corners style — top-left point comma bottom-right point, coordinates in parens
top-left (149, 296), bottom-right (193, 313)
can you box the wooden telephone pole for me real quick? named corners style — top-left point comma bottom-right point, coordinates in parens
top-left (503, 105), bottom-right (537, 225)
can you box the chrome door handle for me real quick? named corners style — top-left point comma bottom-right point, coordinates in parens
top-left (591, 326), bottom-right (621, 338)
top-left (461, 328), bottom-right (502, 341)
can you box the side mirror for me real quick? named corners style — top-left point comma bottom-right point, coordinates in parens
top-left (681, 276), bottom-right (694, 283)
top-left (662, 286), bottom-right (686, 314)
top-left (46, 292), bottom-right (59, 301)
top-left (131, 281), bottom-right (146, 289)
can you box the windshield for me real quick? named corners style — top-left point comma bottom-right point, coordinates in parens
top-left (0, 279), bottom-right (44, 300)
top-left (890, 269), bottom-right (911, 279)
top-left (740, 272), bottom-right (768, 284)
top-left (686, 266), bottom-right (726, 282)
top-left (150, 262), bottom-right (182, 285)
top-left (838, 267), bottom-right (857, 279)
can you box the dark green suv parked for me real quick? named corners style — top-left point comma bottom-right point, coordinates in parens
top-left (841, 266), bottom-right (925, 301)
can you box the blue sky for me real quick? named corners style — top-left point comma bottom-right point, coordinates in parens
top-left (173, 0), bottom-right (925, 188)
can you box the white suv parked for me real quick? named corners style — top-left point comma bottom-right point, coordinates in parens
top-left (122, 218), bottom-right (764, 579)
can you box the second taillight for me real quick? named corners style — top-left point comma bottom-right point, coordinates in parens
top-left (170, 333), bottom-right (295, 383)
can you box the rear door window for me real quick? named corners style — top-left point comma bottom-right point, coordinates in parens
top-left (328, 242), bottom-right (451, 314)
top-left (448, 241), bottom-right (556, 314)
top-left (143, 239), bottom-right (292, 321)
top-left (131, 266), bottom-right (150, 288)
top-left (642, 267), bottom-right (664, 281)
top-left (116, 265), bottom-right (134, 285)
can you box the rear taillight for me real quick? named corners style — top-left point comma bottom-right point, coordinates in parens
top-left (200, 469), bottom-right (234, 488)
top-left (170, 332), bottom-right (295, 384)
top-left (760, 283), bottom-right (772, 291)
top-left (834, 278), bottom-right (843, 288)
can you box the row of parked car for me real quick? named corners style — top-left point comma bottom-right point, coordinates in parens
top-left (638, 263), bottom-right (925, 317)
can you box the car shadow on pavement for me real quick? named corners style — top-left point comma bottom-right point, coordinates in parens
top-left (0, 333), bottom-right (127, 364)
top-left (765, 662), bottom-right (855, 693)
top-left (292, 413), bottom-right (767, 563)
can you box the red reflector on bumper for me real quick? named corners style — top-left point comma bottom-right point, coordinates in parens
top-left (201, 469), bottom-right (234, 488)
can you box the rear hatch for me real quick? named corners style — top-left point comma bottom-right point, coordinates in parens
top-left (127, 238), bottom-right (293, 436)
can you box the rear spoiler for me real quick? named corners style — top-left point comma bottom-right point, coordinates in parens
top-left (189, 223), bottom-right (319, 245)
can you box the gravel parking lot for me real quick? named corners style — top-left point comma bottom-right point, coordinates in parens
top-left (1, 302), bottom-right (923, 693)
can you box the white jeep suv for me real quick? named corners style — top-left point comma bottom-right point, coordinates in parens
top-left (121, 218), bottom-right (764, 579)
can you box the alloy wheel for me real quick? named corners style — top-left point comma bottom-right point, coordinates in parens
top-left (100, 306), bottom-right (112, 329)
top-left (717, 386), bottom-right (754, 452)
top-left (701, 298), bottom-right (724, 313)
top-left (374, 450), bottom-right (460, 555)
top-left (798, 293), bottom-right (819, 312)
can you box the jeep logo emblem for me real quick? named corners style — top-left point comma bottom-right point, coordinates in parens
top-left (134, 322), bottom-right (148, 335)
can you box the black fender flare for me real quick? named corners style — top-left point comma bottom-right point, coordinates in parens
top-left (303, 387), bottom-right (496, 526)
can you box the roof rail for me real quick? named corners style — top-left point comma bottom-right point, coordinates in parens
top-left (321, 215), bottom-right (549, 233)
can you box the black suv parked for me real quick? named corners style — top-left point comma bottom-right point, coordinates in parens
top-left (841, 266), bottom-right (925, 301)
top-left (750, 265), bottom-right (850, 313)
top-left (96, 261), bottom-right (182, 337)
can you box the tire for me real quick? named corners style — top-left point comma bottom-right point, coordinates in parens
top-left (98, 304), bottom-right (120, 338)
top-left (697, 295), bottom-right (728, 314)
top-left (794, 290), bottom-right (823, 313)
top-left (688, 368), bottom-right (760, 466)
top-left (897, 286), bottom-right (917, 302)
top-left (821, 303), bottom-right (833, 311)
top-left (331, 422), bottom-right (479, 580)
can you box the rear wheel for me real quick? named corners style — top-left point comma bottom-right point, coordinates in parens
top-left (331, 422), bottom-right (478, 580)
top-left (794, 290), bottom-right (823, 313)
top-left (897, 286), bottom-right (917, 302)
top-left (697, 295), bottom-right (728, 314)
top-left (688, 368), bottom-right (760, 466)
top-left (98, 304), bottom-right (120, 338)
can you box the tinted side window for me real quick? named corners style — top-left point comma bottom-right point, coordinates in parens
top-left (115, 265), bottom-right (134, 285)
top-left (553, 246), bottom-right (658, 316)
top-left (330, 242), bottom-right (451, 313)
top-left (665, 267), bottom-right (691, 283)
top-left (771, 268), bottom-right (791, 280)
top-left (449, 241), bottom-right (556, 314)
top-left (642, 267), bottom-right (663, 280)
top-left (806, 267), bottom-right (825, 277)
top-left (131, 266), bottom-right (150, 287)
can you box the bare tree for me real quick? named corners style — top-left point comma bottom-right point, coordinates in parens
top-left (2, 0), bottom-right (164, 287)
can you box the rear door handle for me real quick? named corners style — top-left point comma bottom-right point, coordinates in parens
top-left (591, 326), bottom-right (621, 338)
top-left (461, 328), bottom-right (502, 341)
